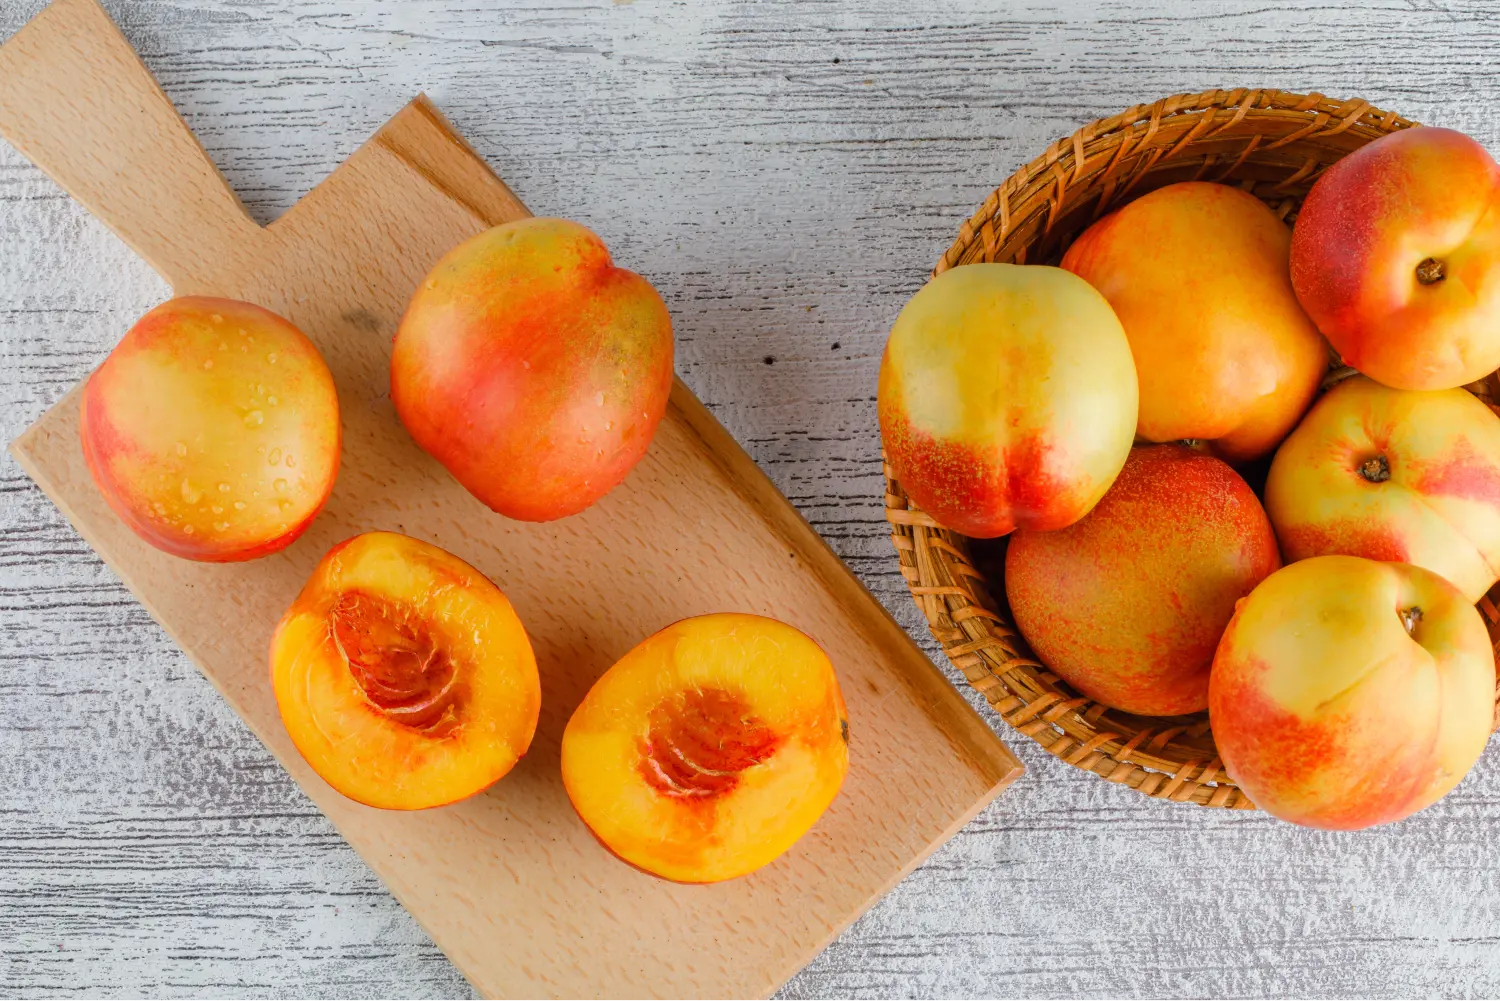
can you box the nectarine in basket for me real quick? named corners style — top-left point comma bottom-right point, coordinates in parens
top-left (884, 89), bottom-right (1500, 811)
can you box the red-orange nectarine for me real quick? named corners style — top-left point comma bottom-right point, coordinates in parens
top-left (392, 217), bottom-right (674, 522)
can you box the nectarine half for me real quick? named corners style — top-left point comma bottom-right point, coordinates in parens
top-left (270, 531), bottom-right (540, 810)
top-left (560, 613), bottom-right (849, 883)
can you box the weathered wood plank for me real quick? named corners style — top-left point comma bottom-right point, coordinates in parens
top-left (5, 0), bottom-right (1500, 996)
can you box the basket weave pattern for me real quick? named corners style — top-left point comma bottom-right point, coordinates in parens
top-left (884, 89), bottom-right (1500, 809)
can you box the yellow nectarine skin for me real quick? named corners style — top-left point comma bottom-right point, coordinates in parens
top-left (270, 531), bottom-right (540, 810)
top-left (391, 217), bottom-right (674, 522)
top-left (878, 263), bottom-right (1138, 538)
top-left (1062, 181), bottom-right (1327, 463)
top-left (1291, 127), bottom-right (1500, 391)
top-left (1265, 375), bottom-right (1500, 602)
top-left (80, 296), bottom-right (340, 561)
top-left (1006, 445), bottom-right (1280, 716)
top-left (1210, 556), bottom-right (1494, 830)
top-left (560, 613), bottom-right (849, 884)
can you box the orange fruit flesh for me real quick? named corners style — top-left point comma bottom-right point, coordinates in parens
top-left (561, 613), bottom-right (850, 883)
top-left (270, 531), bottom-right (540, 810)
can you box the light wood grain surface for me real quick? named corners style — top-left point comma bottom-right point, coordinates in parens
top-left (4, 1), bottom-right (1500, 998)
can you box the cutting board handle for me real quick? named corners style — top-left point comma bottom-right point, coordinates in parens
top-left (0, 0), bottom-right (264, 291)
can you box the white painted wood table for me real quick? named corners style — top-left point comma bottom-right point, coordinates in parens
top-left (4, 1), bottom-right (1500, 997)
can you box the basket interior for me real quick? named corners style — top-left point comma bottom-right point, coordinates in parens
top-left (884, 88), bottom-right (1500, 809)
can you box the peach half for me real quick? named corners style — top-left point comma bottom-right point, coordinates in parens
top-left (270, 531), bottom-right (540, 810)
top-left (81, 296), bottom-right (340, 561)
top-left (561, 613), bottom-right (849, 883)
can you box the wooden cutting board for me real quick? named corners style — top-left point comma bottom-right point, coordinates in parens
top-left (0, 1), bottom-right (1023, 996)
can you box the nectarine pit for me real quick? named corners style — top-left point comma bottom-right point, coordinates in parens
top-left (330, 591), bottom-right (463, 736)
top-left (638, 689), bottom-right (782, 799)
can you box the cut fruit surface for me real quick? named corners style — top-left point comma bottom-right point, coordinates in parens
top-left (270, 531), bottom-right (540, 810)
top-left (561, 613), bottom-right (849, 883)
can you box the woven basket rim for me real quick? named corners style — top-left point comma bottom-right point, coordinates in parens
top-left (883, 87), bottom-right (1500, 810)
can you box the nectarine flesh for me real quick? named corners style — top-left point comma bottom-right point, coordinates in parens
top-left (270, 531), bottom-right (540, 810)
top-left (80, 295), bottom-right (340, 561)
top-left (560, 613), bottom-right (849, 883)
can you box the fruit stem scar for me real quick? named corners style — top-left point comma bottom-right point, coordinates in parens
top-left (1416, 257), bottom-right (1446, 285)
top-left (1359, 454), bottom-right (1391, 483)
top-left (1400, 605), bottom-right (1424, 636)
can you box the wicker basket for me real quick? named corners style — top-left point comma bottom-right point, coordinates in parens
top-left (883, 88), bottom-right (1500, 810)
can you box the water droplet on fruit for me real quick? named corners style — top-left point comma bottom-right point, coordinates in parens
top-left (425, 279), bottom-right (437, 290)
top-left (240, 344), bottom-right (249, 353)
top-left (273, 478), bottom-right (288, 494)
top-left (182, 525), bottom-right (195, 535)
top-left (255, 384), bottom-right (265, 395)
top-left (153, 502), bottom-right (166, 515)
top-left (233, 501), bottom-right (245, 511)
top-left (218, 342), bottom-right (227, 351)
top-left (174, 441), bottom-right (187, 457)
top-left (278, 499), bottom-right (292, 512)
top-left (243, 410), bottom-right (264, 428)
top-left (203, 359), bottom-right (213, 370)
top-left (604, 420), bottom-right (613, 431)
top-left (267, 395), bottom-right (279, 406)
top-left (213, 520), bottom-right (230, 532)
top-left (180, 480), bottom-right (201, 505)
top-left (211, 314), bottom-right (224, 324)
top-left (595, 391), bottom-right (605, 406)
top-left (268, 448), bottom-right (282, 465)
top-left (268, 353), bottom-right (279, 365)
top-left (522, 360), bottom-right (531, 370)
top-left (217, 482), bottom-right (231, 493)
top-left (284, 455), bottom-right (296, 468)
top-left (256, 444), bottom-right (266, 454)
top-left (211, 504), bottom-right (223, 515)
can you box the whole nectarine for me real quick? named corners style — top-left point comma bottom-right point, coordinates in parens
top-left (1062, 181), bottom-right (1327, 462)
top-left (391, 217), bottom-right (674, 522)
top-left (560, 613), bottom-right (848, 883)
top-left (878, 263), bottom-right (1138, 538)
top-left (80, 296), bottom-right (339, 561)
top-left (1265, 374), bottom-right (1500, 602)
top-left (270, 531), bottom-right (540, 810)
top-left (1291, 127), bottom-right (1500, 391)
top-left (1006, 445), bottom-right (1280, 716)
top-left (1210, 555), bottom-right (1494, 829)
